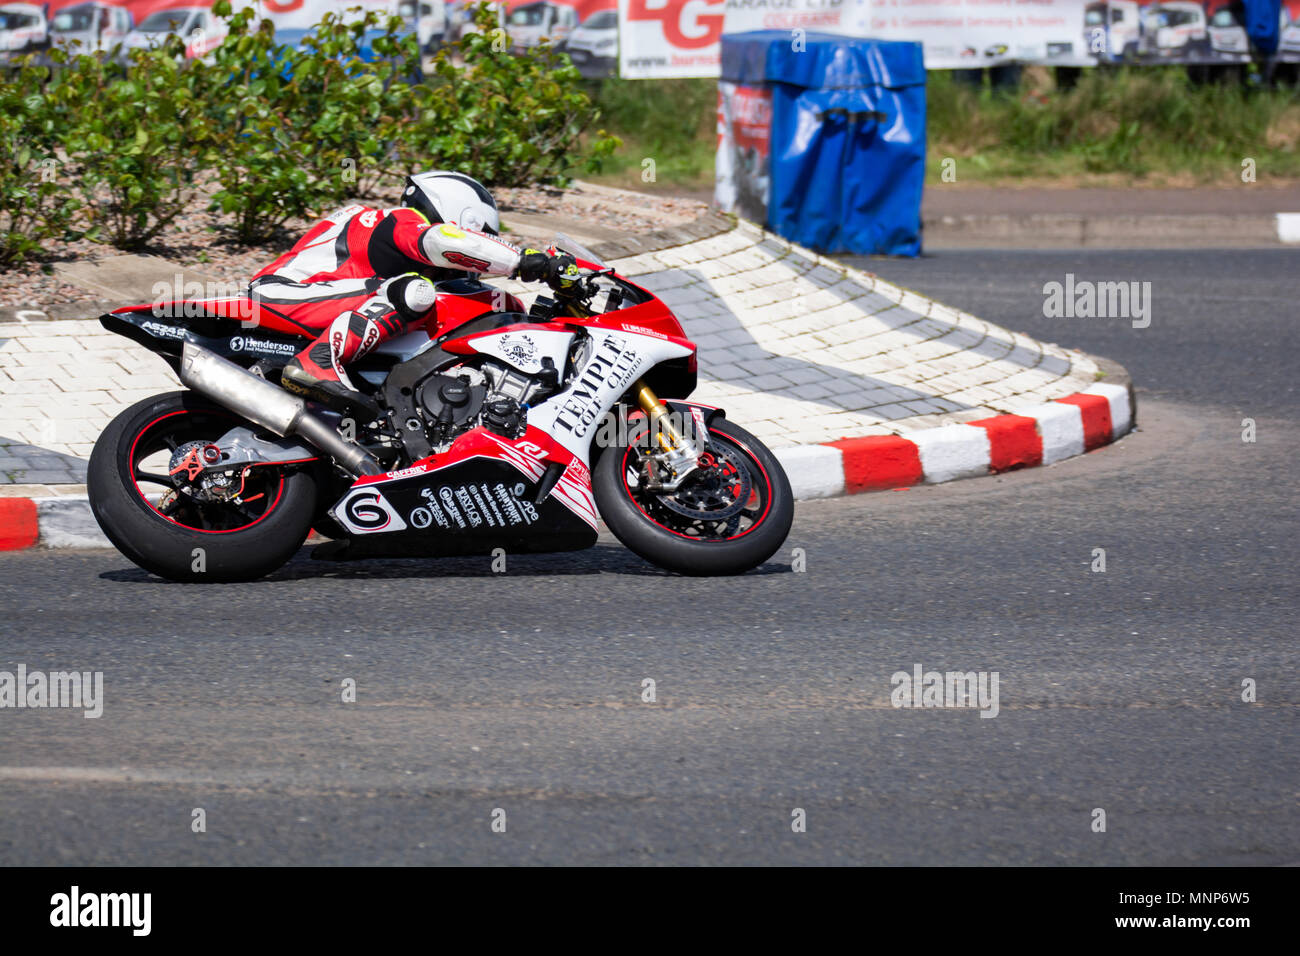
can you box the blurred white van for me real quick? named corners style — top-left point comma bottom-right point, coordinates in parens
top-left (505, 1), bottom-right (578, 52)
top-left (49, 2), bottom-right (133, 55)
top-left (0, 2), bottom-right (48, 59)
top-left (1139, 1), bottom-right (1208, 58)
top-left (1085, 1), bottom-right (1142, 60)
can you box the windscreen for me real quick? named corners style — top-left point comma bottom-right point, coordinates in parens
top-left (552, 233), bottom-right (606, 268)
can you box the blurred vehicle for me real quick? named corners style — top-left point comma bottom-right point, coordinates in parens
top-left (49, 1), bottom-right (132, 55)
top-left (445, 0), bottom-right (498, 42)
top-left (505, 0), bottom-right (577, 52)
top-left (558, 8), bottom-right (615, 76)
top-left (1084, 0), bottom-right (1141, 60)
top-left (0, 2), bottom-right (48, 62)
top-left (121, 5), bottom-right (227, 59)
top-left (443, 0), bottom-right (465, 41)
top-left (1139, 1), bottom-right (1208, 58)
top-left (1205, 1), bottom-right (1250, 60)
top-left (398, 0), bottom-right (446, 52)
top-left (1282, 10), bottom-right (1300, 57)
top-left (274, 21), bottom-right (421, 80)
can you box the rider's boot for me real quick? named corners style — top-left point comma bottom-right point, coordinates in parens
top-left (282, 277), bottom-right (438, 420)
top-left (281, 310), bottom-right (401, 420)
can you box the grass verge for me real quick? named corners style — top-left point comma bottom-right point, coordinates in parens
top-left (584, 68), bottom-right (1300, 190)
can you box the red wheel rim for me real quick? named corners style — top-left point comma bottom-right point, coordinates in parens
top-left (127, 409), bottom-right (288, 534)
top-left (619, 426), bottom-right (774, 542)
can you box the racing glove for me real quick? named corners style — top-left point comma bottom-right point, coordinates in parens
top-left (515, 249), bottom-right (579, 288)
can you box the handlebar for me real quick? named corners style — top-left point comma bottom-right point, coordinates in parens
top-left (548, 266), bottom-right (614, 299)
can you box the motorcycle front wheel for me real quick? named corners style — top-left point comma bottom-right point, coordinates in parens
top-left (592, 416), bottom-right (794, 575)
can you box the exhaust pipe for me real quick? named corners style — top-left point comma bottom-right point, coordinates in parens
top-left (179, 343), bottom-right (381, 477)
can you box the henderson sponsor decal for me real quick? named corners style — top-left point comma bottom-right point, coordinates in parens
top-left (228, 335), bottom-right (297, 355)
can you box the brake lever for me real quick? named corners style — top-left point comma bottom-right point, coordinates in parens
top-left (552, 273), bottom-right (597, 298)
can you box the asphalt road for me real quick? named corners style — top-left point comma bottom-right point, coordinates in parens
top-left (0, 250), bottom-right (1295, 865)
top-left (853, 247), bottom-right (1299, 416)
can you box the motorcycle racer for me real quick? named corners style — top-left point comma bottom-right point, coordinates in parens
top-left (249, 170), bottom-right (577, 415)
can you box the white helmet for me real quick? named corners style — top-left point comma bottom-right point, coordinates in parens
top-left (401, 171), bottom-right (500, 235)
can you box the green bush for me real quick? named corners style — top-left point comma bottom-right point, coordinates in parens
top-left (299, 14), bottom-right (420, 201)
top-left (204, 0), bottom-right (617, 243)
top-left (405, 2), bottom-right (620, 186)
top-left (49, 40), bottom-right (220, 250)
top-left (0, 57), bottom-right (84, 265)
top-left (0, 0), bottom-right (620, 266)
top-left (205, 3), bottom-right (420, 243)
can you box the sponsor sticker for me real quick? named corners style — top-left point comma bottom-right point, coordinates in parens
top-left (436, 487), bottom-right (467, 529)
top-left (414, 482), bottom-right (541, 531)
top-left (554, 335), bottom-right (641, 438)
top-left (335, 488), bottom-right (407, 535)
top-left (141, 321), bottom-right (186, 340)
top-left (385, 465), bottom-right (429, 480)
top-left (497, 333), bottom-right (540, 370)
top-left (229, 336), bottom-right (297, 355)
top-left (621, 323), bottom-right (669, 340)
top-left (444, 251), bottom-right (491, 272)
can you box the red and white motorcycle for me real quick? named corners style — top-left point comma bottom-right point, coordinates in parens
top-left (87, 237), bottom-right (794, 581)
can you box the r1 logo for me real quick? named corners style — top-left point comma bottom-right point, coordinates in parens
top-left (625, 0), bottom-right (726, 49)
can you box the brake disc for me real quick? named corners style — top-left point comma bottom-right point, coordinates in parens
top-left (655, 447), bottom-right (752, 522)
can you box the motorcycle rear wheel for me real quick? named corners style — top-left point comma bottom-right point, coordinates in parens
top-left (88, 390), bottom-right (318, 582)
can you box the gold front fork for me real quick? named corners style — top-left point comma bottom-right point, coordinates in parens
top-left (634, 380), bottom-right (684, 452)
top-left (632, 380), bottom-right (703, 490)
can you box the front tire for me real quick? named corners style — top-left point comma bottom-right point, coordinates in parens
top-left (88, 391), bottom-right (318, 582)
top-left (593, 416), bottom-right (794, 575)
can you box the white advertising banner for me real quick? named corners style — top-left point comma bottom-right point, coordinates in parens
top-left (620, 0), bottom-right (1094, 78)
top-left (852, 0), bottom-right (1093, 69)
top-left (250, 0), bottom-right (403, 30)
top-left (618, 0), bottom-right (727, 78)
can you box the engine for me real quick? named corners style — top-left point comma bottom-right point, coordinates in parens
top-left (414, 360), bottom-right (557, 451)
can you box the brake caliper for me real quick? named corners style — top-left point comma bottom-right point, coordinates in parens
top-left (168, 442), bottom-right (221, 483)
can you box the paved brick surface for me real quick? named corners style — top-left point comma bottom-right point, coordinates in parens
top-left (0, 316), bottom-right (180, 484)
top-left (498, 219), bottom-right (1098, 448)
top-left (0, 222), bottom-right (1097, 483)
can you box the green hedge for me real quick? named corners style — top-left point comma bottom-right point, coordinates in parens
top-left (0, 2), bottom-right (618, 263)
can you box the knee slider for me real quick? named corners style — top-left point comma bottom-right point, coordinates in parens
top-left (389, 275), bottom-right (438, 323)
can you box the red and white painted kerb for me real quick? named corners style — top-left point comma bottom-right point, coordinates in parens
top-left (0, 383), bottom-right (1133, 551)
top-left (773, 382), bottom-right (1134, 500)
top-left (0, 495), bottom-right (108, 551)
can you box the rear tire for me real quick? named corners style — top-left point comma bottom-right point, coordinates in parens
top-left (88, 391), bottom-right (318, 582)
top-left (593, 416), bottom-right (794, 575)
